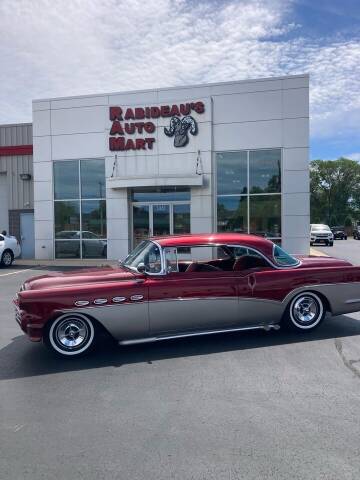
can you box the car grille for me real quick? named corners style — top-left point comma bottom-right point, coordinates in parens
top-left (315, 234), bottom-right (329, 238)
top-left (15, 306), bottom-right (21, 326)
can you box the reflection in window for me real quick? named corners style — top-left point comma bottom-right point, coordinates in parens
top-left (54, 201), bottom-right (80, 235)
top-left (81, 200), bottom-right (106, 238)
top-left (217, 151), bottom-right (247, 195)
top-left (80, 159), bottom-right (106, 199)
top-left (217, 196), bottom-right (247, 233)
top-left (249, 195), bottom-right (281, 238)
top-left (55, 240), bottom-right (80, 259)
top-left (54, 159), bottom-right (106, 259)
top-left (173, 204), bottom-right (190, 234)
top-left (131, 187), bottom-right (190, 202)
top-left (216, 149), bottom-right (282, 241)
top-left (54, 161), bottom-right (79, 200)
top-left (249, 149), bottom-right (281, 194)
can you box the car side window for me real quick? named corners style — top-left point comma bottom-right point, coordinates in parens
top-left (164, 247), bottom-right (179, 272)
top-left (0, 235), bottom-right (4, 242)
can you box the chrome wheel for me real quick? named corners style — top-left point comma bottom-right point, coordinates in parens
top-left (48, 313), bottom-right (95, 356)
top-left (289, 292), bottom-right (325, 330)
top-left (293, 296), bottom-right (318, 323)
top-left (1, 251), bottom-right (13, 267)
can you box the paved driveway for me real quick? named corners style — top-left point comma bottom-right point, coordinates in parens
top-left (316, 237), bottom-right (360, 265)
top-left (1, 258), bottom-right (360, 479)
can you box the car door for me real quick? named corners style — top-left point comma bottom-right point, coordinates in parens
top-left (147, 269), bottom-right (249, 335)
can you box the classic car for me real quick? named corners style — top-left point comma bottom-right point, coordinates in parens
top-left (14, 233), bottom-right (360, 357)
top-left (330, 226), bottom-right (347, 240)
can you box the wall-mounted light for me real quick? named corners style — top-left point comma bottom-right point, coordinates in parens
top-left (19, 173), bottom-right (32, 181)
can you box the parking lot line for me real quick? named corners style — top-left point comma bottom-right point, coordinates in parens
top-left (0, 268), bottom-right (35, 277)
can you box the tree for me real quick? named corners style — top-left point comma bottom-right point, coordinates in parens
top-left (310, 158), bottom-right (360, 225)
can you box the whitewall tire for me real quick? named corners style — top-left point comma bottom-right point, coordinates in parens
top-left (285, 292), bottom-right (326, 331)
top-left (45, 313), bottom-right (95, 357)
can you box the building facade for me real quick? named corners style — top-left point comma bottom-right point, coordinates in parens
top-left (32, 74), bottom-right (310, 260)
top-left (0, 123), bottom-right (35, 258)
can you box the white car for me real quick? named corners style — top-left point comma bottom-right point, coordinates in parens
top-left (0, 234), bottom-right (21, 267)
top-left (310, 224), bottom-right (334, 247)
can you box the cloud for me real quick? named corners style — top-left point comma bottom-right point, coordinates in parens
top-left (0, 0), bottom-right (359, 146)
top-left (347, 153), bottom-right (360, 161)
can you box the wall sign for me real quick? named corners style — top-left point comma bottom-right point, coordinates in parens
top-left (109, 101), bottom-right (205, 151)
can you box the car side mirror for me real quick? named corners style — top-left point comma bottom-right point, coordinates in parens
top-left (137, 263), bottom-right (147, 274)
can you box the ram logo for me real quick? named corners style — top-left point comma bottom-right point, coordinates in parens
top-left (164, 116), bottom-right (198, 147)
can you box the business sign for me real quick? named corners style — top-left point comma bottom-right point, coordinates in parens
top-left (109, 101), bottom-right (205, 151)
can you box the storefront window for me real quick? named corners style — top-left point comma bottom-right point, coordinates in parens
top-left (131, 187), bottom-right (190, 202)
top-left (249, 195), bottom-right (281, 237)
top-left (80, 159), bottom-right (106, 199)
top-left (131, 187), bottom-right (191, 248)
top-left (217, 152), bottom-right (247, 195)
top-left (216, 149), bottom-right (282, 242)
top-left (217, 196), bottom-right (247, 233)
top-left (173, 204), bottom-right (190, 234)
top-left (54, 159), bottom-right (106, 259)
top-left (249, 150), bottom-right (281, 194)
top-left (54, 160), bottom-right (79, 200)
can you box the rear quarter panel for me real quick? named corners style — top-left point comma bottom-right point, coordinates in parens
top-left (253, 266), bottom-right (360, 315)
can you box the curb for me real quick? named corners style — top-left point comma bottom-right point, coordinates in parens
top-left (310, 247), bottom-right (329, 257)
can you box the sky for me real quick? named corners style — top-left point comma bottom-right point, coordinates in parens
top-left (0, 0), bottom-right (359, 160)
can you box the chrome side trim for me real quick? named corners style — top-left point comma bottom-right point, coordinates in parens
top-left (112, 296), bottom-right (126, 303)
top-left (345, 298), bottom-right (360, 304)
top-left (119, 323), bottom-right (280, 345)
top-left (74, 300), bottom-right (90, 307)
top-left (130, 294), bottom-right (144, 301)
top-left (93, 298), bottom-right (108, 305)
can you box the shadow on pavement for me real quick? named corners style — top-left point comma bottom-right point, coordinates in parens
top-left (1, 315), bottom-right (360, 381)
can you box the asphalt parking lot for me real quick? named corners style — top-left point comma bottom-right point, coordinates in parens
top-left (1, 246), bottom-right (360, 479)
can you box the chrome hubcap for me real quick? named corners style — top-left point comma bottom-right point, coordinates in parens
top-left (57, 319), bottom-right (88, 348)
top-left (293, 296), bottom-right (318, 323)
top-left (3, 252), bottom-right (11, 265)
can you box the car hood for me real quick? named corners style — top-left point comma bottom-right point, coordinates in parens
top-left (311, 230), bottom-right (332, 234)
top-left (23, 266), bottom-right (139, 291)
top-left (295, 255), bottom-right (352, 268)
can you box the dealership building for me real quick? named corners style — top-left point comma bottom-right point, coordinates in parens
top-left (1, 74), bottom-right (310, 260)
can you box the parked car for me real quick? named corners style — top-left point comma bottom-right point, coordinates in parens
top-left (55, 230), bottom-right (107, 258)
top-left (14, 233), bottom-right (360, 358)
top-left (353, 225), bottom-right (360, 240)
top-left (330, 226), bottom-right (347, 240)
top-left (310, 224), bottom-right (334, 246)
top-left (0, 233), bottom-right (21, 267)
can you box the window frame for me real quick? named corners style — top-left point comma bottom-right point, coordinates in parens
top-left (53, 158), bottom-right (107, 259)
top-left (215, 148), bottom-right (282, 243)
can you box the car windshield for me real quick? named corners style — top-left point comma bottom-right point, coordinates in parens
top-left (311, 225), bottom-right (330, 231)
top-left (122, 240), bottom-right (162, 273)
top-left (273, 245), bottom-right (299, 267)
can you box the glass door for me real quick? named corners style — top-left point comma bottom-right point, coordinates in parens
top-left (152, 204), bottom-right (170, 237)
top-left (133, 204), bottom-right (150, 247)
top-left (132, 202), bottom-right (190, 248)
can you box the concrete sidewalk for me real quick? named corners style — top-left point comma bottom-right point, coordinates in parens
top-left (13, 258), bottom-right (119, 268)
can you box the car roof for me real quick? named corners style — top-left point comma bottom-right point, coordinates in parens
top-left (152, 233), bottom-right (275, 258)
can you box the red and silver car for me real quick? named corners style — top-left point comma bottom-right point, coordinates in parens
top-left (14, 233), bottom-right (360, 357)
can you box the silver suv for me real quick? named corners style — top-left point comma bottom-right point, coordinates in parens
top-left (310, 224), bottom-right (334, 247)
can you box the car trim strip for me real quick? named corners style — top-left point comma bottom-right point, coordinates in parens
top-left (119, 323), bottom-right (281, 345)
